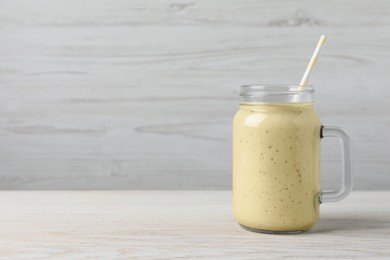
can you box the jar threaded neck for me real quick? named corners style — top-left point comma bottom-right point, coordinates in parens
top-left (240, 85), bottom-right (314, 103)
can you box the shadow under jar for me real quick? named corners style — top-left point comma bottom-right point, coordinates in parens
top-left (232, 85), bottom-right (352, 234)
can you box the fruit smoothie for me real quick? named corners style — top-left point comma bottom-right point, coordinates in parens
top-left (233, 102), bottom-right (322, 232)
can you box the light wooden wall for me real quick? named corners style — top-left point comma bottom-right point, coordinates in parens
top-left (0, 0), bottom-right (389, 190)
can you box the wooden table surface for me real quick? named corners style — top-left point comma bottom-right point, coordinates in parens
top-left (0, 191), bottom-right (389, 259)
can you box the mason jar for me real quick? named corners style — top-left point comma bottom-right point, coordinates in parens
top-left (232, 85), bottom-right (352, 234)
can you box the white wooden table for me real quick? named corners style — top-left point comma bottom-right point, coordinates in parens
top-left (0, 191), bottom-right (389, 259)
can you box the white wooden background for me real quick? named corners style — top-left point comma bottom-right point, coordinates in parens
top-left (0, 0), bottom-right (389, 190)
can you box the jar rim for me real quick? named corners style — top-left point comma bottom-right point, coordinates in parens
top-left (239, 84), bottom-right (315, 102)
top-left (240, 84), bottom-right (314, 96)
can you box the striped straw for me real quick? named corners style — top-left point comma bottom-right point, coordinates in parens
top-left (299, 35), bottom-right (328, 87)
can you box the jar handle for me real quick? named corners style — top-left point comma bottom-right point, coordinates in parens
top-left (320, 126), bottom-right (353, 203)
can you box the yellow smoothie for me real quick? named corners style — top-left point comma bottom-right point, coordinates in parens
top-left (233, 102), bottom-right (322, 232)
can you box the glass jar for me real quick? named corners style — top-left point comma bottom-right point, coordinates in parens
top-left (232, 85), bottom-right (352, 234)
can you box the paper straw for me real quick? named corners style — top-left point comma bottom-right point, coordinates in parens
top-left (299, 35), bottom-right (328, 87)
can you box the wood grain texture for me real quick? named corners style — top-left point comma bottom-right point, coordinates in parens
top-left (0, 191), bottom-right (389, 259)
top-left (0, 0), bottom-right (389, 189)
